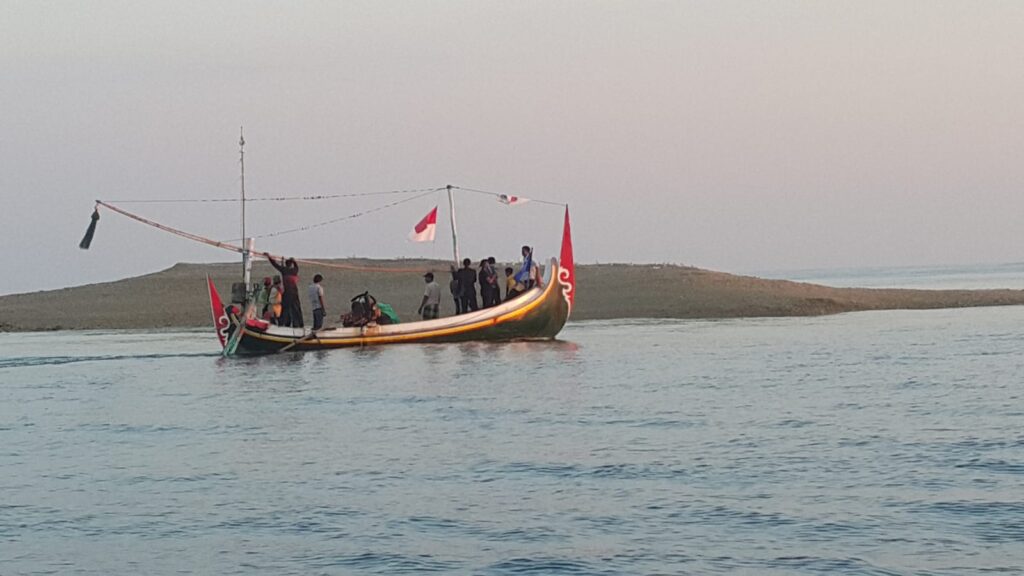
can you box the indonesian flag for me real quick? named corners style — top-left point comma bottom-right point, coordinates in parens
top-left (409, 206), bottom-right (437, 242)
top-left (498, 194), bottom-right (530, 206)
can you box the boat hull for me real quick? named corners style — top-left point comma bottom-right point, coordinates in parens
top-left (224, 258), bottom-right (571, 354)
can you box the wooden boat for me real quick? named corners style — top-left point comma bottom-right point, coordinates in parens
top-left (207, 197), bottom-right (576, 356)
top-left (210, 255), bottom-right (573, 355)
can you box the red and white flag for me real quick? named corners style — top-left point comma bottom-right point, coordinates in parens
top-left (497, 194), bottom-right (530, 206)
top-left (409, 206), bottom-right (437, 242)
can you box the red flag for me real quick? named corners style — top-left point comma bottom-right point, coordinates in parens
top-left (558, 206), bottom-right (575, 313)
top-left (207, 275), bottom-right (229, 349)
top-left (409, 206), bottom-right (437, 242)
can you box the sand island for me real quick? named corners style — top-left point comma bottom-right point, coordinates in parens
top-left (1, 260), bottom-right (1023, 332)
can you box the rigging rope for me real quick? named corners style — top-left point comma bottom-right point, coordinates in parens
top-left (452, 185), bottom-right (567, 207)
top-left (95, 201), bottom-right (435, 274)
top-left (238, 188), bottom-right (439, 241)
top-left (88, 184), bottom-right (567, 274)
top-left (104, 187), bottom-right (443, 203)
top-left (105, 185), bottom-right (566, 207)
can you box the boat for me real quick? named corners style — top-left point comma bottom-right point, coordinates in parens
top-left (82, 132), bottom-right (575, 355)
top-left (208, 205), bottom-right (574, 355)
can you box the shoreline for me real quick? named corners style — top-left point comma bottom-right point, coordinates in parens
top-left (2, 260), bottom-right (1024, 332)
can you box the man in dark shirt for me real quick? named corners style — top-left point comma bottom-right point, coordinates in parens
top-left (486, 256), bottom-right (500, 306)
top-left (477, 259), bottom-right (490, 308)
top-left (455, 258), bottom-right (478, 313)
top-left (478, 257), bottom-right (499, 307)
top-left (449, 266), bottom-right (462, 315)
top-left (267, 254), bottom-right (304, 327)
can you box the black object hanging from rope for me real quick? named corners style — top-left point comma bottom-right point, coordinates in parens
top-left (79, 206), bottom-right (100, 249)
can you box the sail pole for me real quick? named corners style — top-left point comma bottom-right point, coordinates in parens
top-left (447, 184), bottom-right (460, 264)
top-left (239, 127), bottom-right (246, 254)
top-left (239, 128), bottom-right (252, 298)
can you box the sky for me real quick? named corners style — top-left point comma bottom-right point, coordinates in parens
top-left (2, 1), bottom-right (1023, 295)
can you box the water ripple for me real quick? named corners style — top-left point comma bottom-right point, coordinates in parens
top-left (2, 312), bottom-right (1024, 574)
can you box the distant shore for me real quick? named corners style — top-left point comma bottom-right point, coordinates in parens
top-left (2, 259), bottom-right (1024, 332)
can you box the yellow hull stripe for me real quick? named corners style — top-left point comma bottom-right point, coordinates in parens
top-left (244, 268), bottom-right (561, 347)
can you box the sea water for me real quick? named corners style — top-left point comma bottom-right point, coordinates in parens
top-left (2, 306), bottom-right (1024, 573)
top-left (756, 261), bottom-right (1024, 290)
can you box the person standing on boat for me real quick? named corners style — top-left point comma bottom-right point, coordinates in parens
top-left (449, 266), bottom-right (462, 315)
top-left (418, 272), bottom-right (441, 320)
top-left (267, 254), bottom-right (303, 327)
top-left (514, 245), bottom-right (541, 291)
top-left (479, 257), bottom-right (499, 307)
top-left (269, 276), bottom-right (283, 324)
top-left (478, 259), bottom-right (491, 308)
top-left (487, 257), bottom-right (501, 305)
top-left (504, 267), bottom-right (519, 300)
top-left (308, 274), bottom-right (326, 330)
top-left (258, 276), bottom-right (273, 319)
top-left (455, 258), bottom-right (479, 313)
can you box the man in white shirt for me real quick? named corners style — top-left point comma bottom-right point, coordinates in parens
top-left (308, 274), bottom-right (326, 330)
top-left (418, 272), bottom-right (441, 320)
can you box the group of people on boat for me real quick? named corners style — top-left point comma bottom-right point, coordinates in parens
top-left (256, 245), bottom-right (542, 328)
top-left (252, 254), bottom-right (331, 331)
top-left (441, 245), bottom-right (541, 318)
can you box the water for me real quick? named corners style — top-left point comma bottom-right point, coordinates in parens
top-left (757, 261), bottom-right (1024, 290)
top-left (2, 308), bottom-right (1024, 575)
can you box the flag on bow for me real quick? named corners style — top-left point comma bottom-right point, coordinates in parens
top-left (409, 206), bottom-right (438, 242)
top-left (497, 194), bottom-right (530, 206)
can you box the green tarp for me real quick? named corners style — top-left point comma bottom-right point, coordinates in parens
top-left (377, 302), bottom-right (401, 324)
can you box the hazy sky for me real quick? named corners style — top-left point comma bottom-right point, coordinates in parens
top-left (2, 1), bottom-right (1023, 295)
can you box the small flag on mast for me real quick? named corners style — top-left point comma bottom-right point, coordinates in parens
top-left (409, 206), bottom-right (438, 242)
top-left (498, 194), bottom-right (530, 206)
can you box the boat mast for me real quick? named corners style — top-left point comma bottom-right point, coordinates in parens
top-left (239, 127), bottom-right (246, 249)
top-left (447, 184), bottom-right (460, 264)
top-left (239, 128), bottom-right (253, 296)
